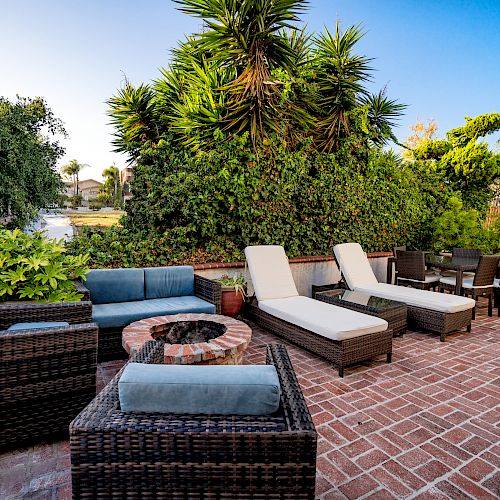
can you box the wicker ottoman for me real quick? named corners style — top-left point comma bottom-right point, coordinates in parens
top-left (70, 341), bottom-right (317, 499)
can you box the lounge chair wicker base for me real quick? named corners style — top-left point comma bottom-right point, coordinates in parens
top-left (244, 302), bottom-right (393, 377)
top-left (70, 341), bottom-right (317, 499)
top-left (406, 305), bottom-right (473, 341)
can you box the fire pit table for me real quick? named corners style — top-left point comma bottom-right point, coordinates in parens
top-left (122, 313), bottom-right (252, 365)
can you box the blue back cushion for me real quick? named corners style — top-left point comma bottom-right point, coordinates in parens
top-left (85, 268), bottom-right (145, 304)
top-left (144, 266), bottom-right (194, 299)
top-left (118, 363), bottom-right (281, 415)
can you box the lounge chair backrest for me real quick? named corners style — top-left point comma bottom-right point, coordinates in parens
top-left (333, 243), bottom-right (379, 289)
top-left (245, 246), bottom-right (299, 301)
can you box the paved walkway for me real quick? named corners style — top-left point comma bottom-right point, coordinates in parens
top-left (0, 299), bottom-right (498, 499)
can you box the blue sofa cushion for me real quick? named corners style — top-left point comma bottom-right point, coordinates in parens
top-left (118, 363), bottom-right (281, 415)
top-left (144, 266), bottom-right (194, 299)
top-left (92, 296), bottom-right (215, 329)
top-left (7, 322), bottom-right (69, 331)
top-left (86, 268), bottom-right (145, 304)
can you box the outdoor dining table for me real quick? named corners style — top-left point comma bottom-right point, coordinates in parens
top-left (386, 253), bottom-right (480, 295)
top-left (424, 254), bottom-right (479, 295)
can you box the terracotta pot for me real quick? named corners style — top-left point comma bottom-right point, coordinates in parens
top-left (220, 287), bottom-right (245, 317)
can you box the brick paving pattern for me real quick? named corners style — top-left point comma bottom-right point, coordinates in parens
top-left (1, 299), bottom-right (498, 499)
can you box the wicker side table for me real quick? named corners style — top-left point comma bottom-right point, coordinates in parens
top-left (314, 288), bottom-right (407, 337)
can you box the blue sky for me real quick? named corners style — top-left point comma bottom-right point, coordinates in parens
top-left (1, 0), bottom-right (499, 180)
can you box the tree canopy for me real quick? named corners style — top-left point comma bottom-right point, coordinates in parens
top-left (0, 96), bottom-right (65, 228)
top-left (108, 0), bottom-right (405, 159)
top-left (408, 113), bottom-right (500, 212)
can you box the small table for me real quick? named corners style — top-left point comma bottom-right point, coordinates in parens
top-left (313, 287), bottom-right (407, 337)
top-left (424, 255), bottom-right (478, 295)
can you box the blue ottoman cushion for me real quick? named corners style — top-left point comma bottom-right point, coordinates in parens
top-left (118, 363), bottom-right (281, 415)
top-left (144, 266), bottom-right (194, 299)
top-left (7, 322), bottom-right (70, 331)
top-left (85, 268), bottom-right (145, 304)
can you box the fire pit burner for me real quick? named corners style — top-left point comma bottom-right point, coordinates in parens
top-left (152, 320), bottom-right (226, 344)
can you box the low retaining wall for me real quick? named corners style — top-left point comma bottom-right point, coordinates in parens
top-left (195, 253), bottom-right (392, 298)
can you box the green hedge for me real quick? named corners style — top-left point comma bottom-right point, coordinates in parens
top-left (68, 136), bottom-right (453, 268)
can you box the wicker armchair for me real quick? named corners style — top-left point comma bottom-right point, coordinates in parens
top-left (70, 341), bottom-right (317, 499)
top-left (0, 300), bottom-right (97, 451)
top-left (439, 255), bottom-right (500, 317)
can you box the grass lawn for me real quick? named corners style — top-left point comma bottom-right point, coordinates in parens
top-left (67, 210), bottom-right (125, 228)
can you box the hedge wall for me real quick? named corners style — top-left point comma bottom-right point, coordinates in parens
top-left (68, 136), bottom-right (453, 268)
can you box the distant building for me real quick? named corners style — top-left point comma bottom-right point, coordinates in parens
top-left (64, 179), bottom-right (103, 200)
top-left (120, 166), bottom-right (134, 203)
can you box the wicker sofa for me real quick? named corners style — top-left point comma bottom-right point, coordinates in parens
top-left (333, 243), bottom-right (476, 341)
top-left (244, 246), bottom-right (392, 377)
top-left (83, 266), bottom-right (222, 361)
top-left (0, 300), bottom-right (97, 451)
top-left (70, 341), bottom-right (317, 499)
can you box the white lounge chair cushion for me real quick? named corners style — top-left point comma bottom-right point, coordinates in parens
top-left (439, 276), bottom-right (493, 289)
top-left (354, 283), bottom-right (475, 313)
top-left (245, 246), bottom-right (299, 301)
top-left (495, 279), bottom-right (499, 288)
top-left (259, 296), bottom-right (388, 341)
top-left (333, 243), bottom-right (379, 288)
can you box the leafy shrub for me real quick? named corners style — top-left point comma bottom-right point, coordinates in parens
top-left (88, 198), bottom-right (103, 211)
top-left (432, 196), bottom-right (500, 253)
top-left (0, 229), bottom-right (90, 302)
top-left (68, 194), bottom-right (83, 209)
top-left (68, 135), bottom-right (456, 268)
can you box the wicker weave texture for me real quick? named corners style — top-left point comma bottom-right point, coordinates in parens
top-left (194, 274), bottom-right (222, 314)
top-left (439, 255), bottom-right (500, 317)
top-left (244, 302), bottom-right (392, 377)
top-left (407, 305), bottom-right (472, 341)
top-left (70, 341), bottom-right (317, 499)
top-left (0, 323), bottom-right (98, 451)
top-left (452, 248), bottom-right (482, 260)
top-left (0, 300), bottom-right (92, 330)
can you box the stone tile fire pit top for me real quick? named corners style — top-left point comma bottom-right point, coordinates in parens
top-left (122, 313), bottom-right (252, 365)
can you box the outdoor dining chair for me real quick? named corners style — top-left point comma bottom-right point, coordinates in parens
top-left (395, 250), bottom-right (440, 291)
top-left (439, 254), bottom-right (500, 317)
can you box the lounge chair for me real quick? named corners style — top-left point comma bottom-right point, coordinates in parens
top-left (244, 245), bottom-right (392, 377)
top-left (333, 243), bottom-right (475, 341)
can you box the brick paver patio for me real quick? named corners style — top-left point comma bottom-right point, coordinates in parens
top-left (1, 298), bottom-right (498, 499)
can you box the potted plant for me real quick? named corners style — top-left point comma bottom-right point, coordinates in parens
top-left (0, 229), bottom-right (90, 303)
top-left (215, 274), bottom-right (247, 317)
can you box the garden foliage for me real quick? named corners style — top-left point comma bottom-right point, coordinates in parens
top-left (411, 113), bottom-right (500, 213)
top-left (69, 1), bottom-right (498, 267)
top-left (0, 229), bottom-right (90, 302)
top-left (0, 97), bottom-right (65, 228)
top-left (68, 135), bottom-right (453, 267)
top-left (432, 197), bottom-right (500, 254)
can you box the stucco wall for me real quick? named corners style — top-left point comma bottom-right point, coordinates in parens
top-left (196, 256), bottom-right (389, 297)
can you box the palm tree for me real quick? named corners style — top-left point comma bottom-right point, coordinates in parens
top-left (174, 0), bottom-right (310, 146)
top-left (107, 80), bottom-right (158, 159)
top-left (61, 159), bottom-right (87, 196)
top-left (102, 165), bottom-right (122, 207)
top-left (313, 23), bottom-right (373, 152)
